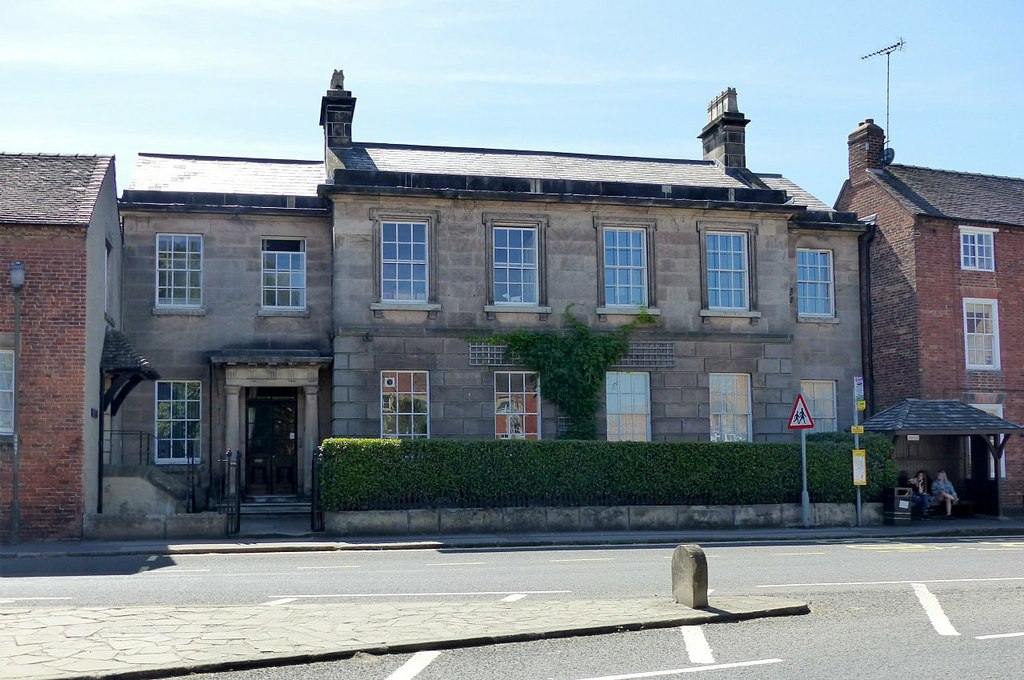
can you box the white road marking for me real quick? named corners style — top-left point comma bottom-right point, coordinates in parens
top-left (572, 658), bottom-right (783, 679)
top-left (425, 561), bottom-right (487, 566)
top-left (680, 626), bottom-right (715, 664)
top-left (147, 555), bottom-right (158, 562)
top-left (296, 565), bottom-right (359, 570)
top-left (976, 632), bottom-right (1024, 640)
top-left (0, 597), bottom-right (72, 603)
top-left (267, 590), bottom-right (571, 599)
top-left (551, 558), bottom-right (615, 563)
top-left (501, 594), bottom-right (527, 602)
top-left (262, 598), bottom-right (299, 606)
top-left (771, 552), bottom-right (826, 556)
top-left (757, 576), bottom-right (1024, 588)
top-left (385, 650), bottom-right (441, 680)
top-left (912, 583), bottom-right (959, 636)
top-left (137, 566), bottom-right (149, 573)
top-left (138, 569), bottom-right (211, 574)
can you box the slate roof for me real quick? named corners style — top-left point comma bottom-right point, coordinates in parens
top-left (101, 330), bottom-right (160, 380)
top-left (127, 144), bottom-right (834, 211)
top-left (128, 154), bottom-right (324, 197)
top-left (0, 153), bottom-right (112, 226)
top-left (862, 399), bottom-right (1021, 434)
top-left (868, 164), bottom-right (1024, 227)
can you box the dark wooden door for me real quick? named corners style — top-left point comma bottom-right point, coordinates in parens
top-left (245, 390), bottom-right (297, 496)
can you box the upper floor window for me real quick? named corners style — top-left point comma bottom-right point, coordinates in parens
top-left (262, 239), bottom-right (306, 309)
top-left (606, 371), bottom-right (651, 441)
top-left (963, 298), bottom-right (1000, 370)
top-left (494, 226), bottom-right (538, 305)
top-left (156, 234), bottom-right (202, 307)
top-left (602, 227), bottom-right (648, 307)
top-left (959, 226), bottom-right (996, 272)
top-left (709, 373), bottom-right (751, 442)
top-left (706, 232), bottom-right (749, 311)
top-left (381, 221), bottom-right (428, 302)
top-left (800, 380), bottom-right (837, 433)
top-left (380, 370), bottom-right (429, 438)
top-left (495, 371), bottom-right (540, 439)
top-left (155, 380), bottom-right (201, 464)
top-left (796, 249), bottom-right (834, 317)
top-left (0, 350), bottom-right (13, 435)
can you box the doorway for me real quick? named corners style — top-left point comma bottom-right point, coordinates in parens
top-left (245, 387), bottom-right (298, 496)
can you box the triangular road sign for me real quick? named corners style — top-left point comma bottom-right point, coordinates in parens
top-left (788, 394), bottom-right (815, 430)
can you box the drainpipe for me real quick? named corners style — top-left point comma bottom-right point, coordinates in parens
top-left (859, 223), bottom-right (877, 414)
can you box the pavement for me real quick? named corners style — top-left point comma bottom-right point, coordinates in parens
top-left (2, 512), bottom-right (1022, 680)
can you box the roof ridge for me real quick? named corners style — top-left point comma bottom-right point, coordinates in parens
top-left (138, 152), bottom-right (322, 165)
top-left (357, 141), bottom-right (714, 166)
top-left (891, 163), bottom-right (1024, 184)
top-left (0, 152), bottom-right (111, 159)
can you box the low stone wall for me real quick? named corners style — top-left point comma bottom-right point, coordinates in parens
top-left (325, 503), bottom-right (883, 536)
top-left (83, 512), bottom-right (226, 540)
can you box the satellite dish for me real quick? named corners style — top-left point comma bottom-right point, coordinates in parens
top-left (880, 147), bottom-right (895, 166)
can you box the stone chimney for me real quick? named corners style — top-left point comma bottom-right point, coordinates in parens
top-left (847, 118), bottom-right (886, 183)
top-left (319, 70), bottom-right (356, 174)
top-left (698, 88), bottom-right (750, 168)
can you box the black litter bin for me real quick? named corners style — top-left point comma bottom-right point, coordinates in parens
top-left (883, 487), bottom-right (912, 525)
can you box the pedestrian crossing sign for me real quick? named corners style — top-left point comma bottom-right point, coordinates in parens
top-left (787, 394), bottom-right (815, 430)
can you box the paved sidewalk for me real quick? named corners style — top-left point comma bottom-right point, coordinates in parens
top-left (0, 595), bottom-right (807, 679)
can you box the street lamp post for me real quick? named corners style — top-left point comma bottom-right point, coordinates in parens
top-left (9, 261), bottom-right (24, 544)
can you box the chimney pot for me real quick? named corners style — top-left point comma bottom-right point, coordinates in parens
top-left (698, 87), bottom-right (750, 168)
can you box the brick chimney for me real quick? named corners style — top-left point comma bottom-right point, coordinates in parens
top-left (698, 88), bottom-right (750, 168)
top-left (319, 70), bottom-right (356, 175)
top-left (847, 118), bottom-right (886, 183)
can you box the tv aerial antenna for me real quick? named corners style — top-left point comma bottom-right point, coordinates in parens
top-left (861, 38), bottom-right (905, 165)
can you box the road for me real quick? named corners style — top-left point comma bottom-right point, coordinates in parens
top-left (3, 536), bottom-right (1023, 678)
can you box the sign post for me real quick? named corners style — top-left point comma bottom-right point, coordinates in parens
top-left (852, 376), bottom-right (866, 526)
top-left (788, 394), bottom-right (815, 527)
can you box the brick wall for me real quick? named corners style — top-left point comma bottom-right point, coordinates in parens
top-left (0, 226), bottom-right (88, 542)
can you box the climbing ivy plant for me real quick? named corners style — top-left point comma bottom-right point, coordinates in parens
top-left (487, 307), bottom-right (655, 440)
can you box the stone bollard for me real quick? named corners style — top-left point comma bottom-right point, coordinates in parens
top-left (671, 544), bottom-right (709, 609)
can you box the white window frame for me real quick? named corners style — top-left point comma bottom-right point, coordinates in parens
top-left (606, 371), bottom-right (651, 441)
top-left (602, 227), bottom-right (648, 307)
top-left (494, 371), bottom-right (541, 440)
top-left (800, 380), bottom-right (837, 433)
top-left (963, 298), bottom-right (1000, 370)
top-left (969, 403), bottom-right (1007, 479)
top-left (261, 238), bottom-right (306, 310)
top-left (959, 226), bottom-right (996, 272)
top-left (380, 370), bottom-right (430, 439)
top-left (493, 225), bottom-right (539, 306)
top-left (155, 234), bottom-right (203, 308)
top-left (154, 380), bottom-right (201, 464)
top-left (380, 220), bottom-right (429, 303)
top-left (706, 231), bottom-right (749, 311)
top-left (796, 249), bottom-right (835, 317)
top-left (0, 350), bottom-right (13, 435)
top-left (709, 373), bottom-right (752, 442)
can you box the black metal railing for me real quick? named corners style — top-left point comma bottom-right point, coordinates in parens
top-left (221, 448), bottom-right (241, 535)
top-left (311, 446), bottom-right (324, 532)
top-left (104, 430), bottom-right (153, 466)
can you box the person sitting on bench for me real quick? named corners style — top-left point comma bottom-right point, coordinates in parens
top-left (907, 470), bottom-right (932, 519)
top-left (932, 470), bottom-right (959, 519)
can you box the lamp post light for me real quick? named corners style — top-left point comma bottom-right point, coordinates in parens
top-left (9, 261), bottom-right (24, 544)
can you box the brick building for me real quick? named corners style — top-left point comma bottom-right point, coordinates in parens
top-left (836, 119), bottom-right (1024, 510)
top-left (0, 154), bottom-right (155, 541)
top-left (107, 73), bottom-right (866, 523)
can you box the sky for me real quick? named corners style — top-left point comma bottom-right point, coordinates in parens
top-left (3, 0), bottom-right (1022, 206)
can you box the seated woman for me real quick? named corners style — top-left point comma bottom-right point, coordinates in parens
top-left (932, 470), bottom-right (959, 519)
top-left (907, 470), bottom-right (932, 519)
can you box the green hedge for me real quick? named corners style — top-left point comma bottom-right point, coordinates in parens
top-left (319, 433), bottom-right (896, 511)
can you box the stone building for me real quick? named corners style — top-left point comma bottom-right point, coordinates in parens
top-left (836, 118), bottom-right (1024, 510)
top-left (108, 74), bottom-right (866, 521)
top-left (0, 154), bottom-right (154, 541)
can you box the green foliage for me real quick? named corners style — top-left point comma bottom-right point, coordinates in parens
top-left (486, 307), bottom-right (656, 439)
top-left (319, 435), bottom-right (897, 511)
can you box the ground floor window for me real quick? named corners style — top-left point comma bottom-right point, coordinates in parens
top-left (709, 373), bottom-right (751, 442)
top-left (381, 370), bottom-right (429, 438)
top-left (606, 371), bottom-right (650, 441)
top-left (800, 380), bottom-right (837, 433)
top-left (155, 380), bottom-right (201, 463)
top-left (495, 371), bottom-right (540, 439)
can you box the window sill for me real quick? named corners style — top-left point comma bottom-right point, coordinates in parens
top-left (258, 308), bottom-right (309, 318)
top-left (484, 304), bottom-right (552, 320)
top-left (152, 306), bottom-right (206, 316)
top-left (966, 366), bottom-right (1002, 372)
top-left (700, 309), bottom-right (761, 319)
top-left (370, 302), bottom-right (441, 319)
top-left (797, 315), bottom-right (838, 324)
top-left (596, 306), bottom-right (661, 318)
